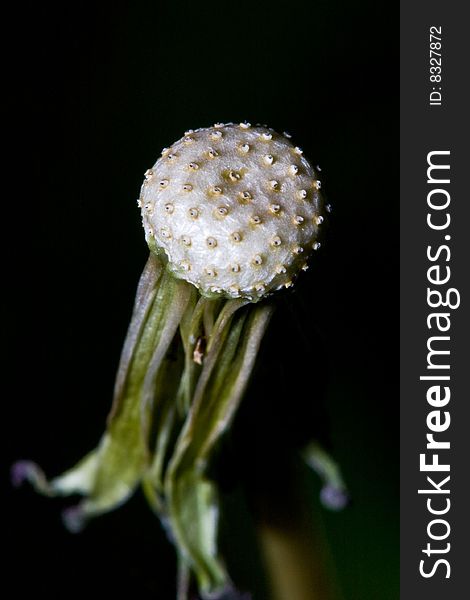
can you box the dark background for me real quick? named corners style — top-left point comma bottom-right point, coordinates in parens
top-left (4, 1), bottom-right (398, 598)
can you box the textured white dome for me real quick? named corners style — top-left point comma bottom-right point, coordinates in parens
top-left (139, 123), bottom-right (324, 300)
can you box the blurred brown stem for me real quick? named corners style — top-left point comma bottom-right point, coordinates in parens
top-left (253, 467), bottom-right (340, 600)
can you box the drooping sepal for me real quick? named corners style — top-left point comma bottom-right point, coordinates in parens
top-left (13, 255), bottom-right (192, 530)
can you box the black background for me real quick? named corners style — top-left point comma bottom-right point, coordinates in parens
top-left (4, 1), bottom-right (398, 598)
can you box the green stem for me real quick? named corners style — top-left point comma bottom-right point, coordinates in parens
top-left (176, 557), bottom-right (191, 600)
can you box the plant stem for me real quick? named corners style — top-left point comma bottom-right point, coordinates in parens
top-left (253, 468), bottom-right (340, 600)
top-left (176, 557), bottom-right (191, 600)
